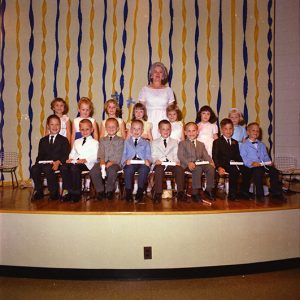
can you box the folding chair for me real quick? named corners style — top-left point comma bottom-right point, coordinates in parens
top-left (0, 151), bottom-right (19, 188)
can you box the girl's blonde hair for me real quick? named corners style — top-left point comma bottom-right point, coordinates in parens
top-left (131, 103), bottom-right (148, 121)
top-left (104, 99), bottom-right (121, 117)
top-left (228, 108), bottom-right (245, 125)
top-left (78, 97), bottom-right (94, 116)
top-left (166, 104), bottom-right (183, 121)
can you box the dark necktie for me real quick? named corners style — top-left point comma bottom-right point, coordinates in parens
top-left (82, 137), bottom-right (86, 146)
top-left (227, 138), bottom-right (231, 145)
top-left (192, 140), bottom-right (196, 147)
top-left (49, 135), bottom-right (54, 145)
top-left (134, 138), bottom-right (138, 147)
top-left (163, 139), bottom-right (167, 148)
top-left (109, 136), bottom-right (112, 141)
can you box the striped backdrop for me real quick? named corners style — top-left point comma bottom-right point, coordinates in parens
top-left (0, 0), bottom-right (274, 181)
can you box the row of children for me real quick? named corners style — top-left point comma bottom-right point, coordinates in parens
top-left (32, 107), bottom-right (285, 203)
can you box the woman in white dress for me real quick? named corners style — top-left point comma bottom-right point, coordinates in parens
top-left (138, 62), bottom-right (175, 139)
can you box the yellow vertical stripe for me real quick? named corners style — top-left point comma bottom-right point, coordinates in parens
top-left (40, 0), bottom-right (47, 136)
top-left (254, 0), bottom-right (260, 123)
top-left (112, 0), bottom-right (117, 93)
top-left (15, 0), bottom-right (24, 181)
top-left (158, 0), bottom-right (163, 61)
top-left (65, 0), bottom-right (71, 105)
top-left (127, 0), bottom-right (139, 123)
top-left (88, 0), bottom-right (95, 100)
top-left (206, 0), bottom-right (211, 106)
top-left (181, 0), bottom-right (187, 120)
top-left (231, 0), bottom-right (236, 108)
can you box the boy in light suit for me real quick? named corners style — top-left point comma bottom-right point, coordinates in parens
top-left (61, 119), bottom-right (99, 202)
top-left (178, 122), bottom-right (215, 202)
top-left (90, 118), bottom-right (124, 200)
top-left (151, 120), bottom-right (185, 202)
top-left (121, 119), bottom-right (152, 202)
top-left (240, 122), bottom-right (285, 201)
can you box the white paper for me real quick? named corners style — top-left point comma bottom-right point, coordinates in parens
top-left (260, 161), bottom-right (272, 166)
top-left (195, 161), bottom-right (209, 165)
top-left (38, 160), bottom-right (53, 164)
top-left (161, 161), bottom-right (176, 166)
top-left (130, 160), bottom-right (145, 165)
top-left (230, 161), bottom-right (244, 166)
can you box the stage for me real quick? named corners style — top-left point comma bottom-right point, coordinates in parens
top-left (1, 186), bottom-right (300, 278)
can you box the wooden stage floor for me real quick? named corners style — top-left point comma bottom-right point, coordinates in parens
top-left (1, 184), bottom-right (300, 214)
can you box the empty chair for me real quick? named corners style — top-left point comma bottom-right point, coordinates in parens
top-left (0, 151), bottom-right (19, 188)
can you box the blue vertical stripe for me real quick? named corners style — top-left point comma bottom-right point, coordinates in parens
top-left (242, 0), bottom-right (249, 124)
top-left (168, 0), bottom-right (174, 86)
top-left (119, 0), bottom-right (128, 114)
top-left (76, 0), bottom-right (82, 103)
top-left (147, 0), bottom-right (152, 84)
top-left (101, 0), bottom-right (108, 120)
top-left (194, 0), bottom-right (200, 121)
top-left (28, 0), bottom-right (34, 170)
top-left (216, 0), bottom-right (223, 127)
top-left (53, 0), bottom-right (60, 98)
top-left (267, 0), bottom-right (273, 156)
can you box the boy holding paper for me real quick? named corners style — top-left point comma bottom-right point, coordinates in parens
top-left (178, 122), bottom-right (215, 202)
top-left (240, 122), bottom-right (285, 201)
top-left (212, 118), bottom-right (251, 201)
top-left (151, 120), bottom-right (185, 202)
top-left (121, 119), bottom-right (152, 202)
top-left (31, 114), bottom-right (70, 200)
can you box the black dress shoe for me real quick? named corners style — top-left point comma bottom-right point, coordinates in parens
top-left (153, 193), bottom-right (162, 203)
top-left (62, 193), bottom-right (71, 202)
top-left (71, 194), bottom-right (81, 202)
top-left (33, 191), bottom-right (44, 200)
top-left (126, 189), bottom-right (133, 202)
top-left (177, 191), bottom-right (185, 201)
top-left (192, 194), bottom-right (201, 202)
top-left (135, 188), bottom-right (144, 203)
top-left (256, 195), bottom-right (265, 202)
top-left (97, 192), bottom-right (106, 200)
top-left (49, 192), bottom-right (60, 201)
top-left (204, 190), bottom-right (215, 201)
top-left (227, 193), bottom-right (237, 201)
top-left (238, 191), bottom-right (251, 200)
top-left (271, 193), bottom-right (287, 202)
top-left (106, 191), bottom-right (114, 200)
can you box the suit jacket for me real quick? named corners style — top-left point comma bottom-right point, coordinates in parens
top-left (178, 139), bottom-right (212, 169)
top-left (212, 136), bottom-right (243, 169)
top-left (69, 135), bottom-right (99, 170)
top-left (98, 135), bottom-right (124, 166)
top-left (240, 139), bottom-right (271, 168)
top-left (121, 137), bottom-right (152, 166)
top-left (151, 137), bottom-right (179, 162)
top-left (35, 134), bottom-right (70, 164)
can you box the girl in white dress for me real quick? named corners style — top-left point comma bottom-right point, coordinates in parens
top-left (166, 104), bottom-right (185, 143)
top-left (126, 103), bottom-right (153, 141)
top-left (99, 99), bottom-right (126, 139)
top-left (138, 62), bottom-right (175, 139)
top-left (196, 105), bottom-right (218, 158)
top-left (45, 97), bottom-right (71, 143)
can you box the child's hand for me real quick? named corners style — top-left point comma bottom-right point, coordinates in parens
top-left (251, 162), bottom-right (261, 167)
top-left (106, 161), bottom-right (113, 168)
top-left (66, 159), bottom-right (72, 164)
top-left (155, 160), bottom-right (162, 165)
top-left (52, 160), bottom-right (61, 171)
top-left (126, 160), bottom-right (131, 165)
top-left (77, 159), bottom-right (87, 164)
top-left (188, 161), bottom-right (196, 171)
top-left (145, 160), bottom-right (150, 167)
top-left (176, 161), bottom-right (181, 166)
top-left (218, 167), bottom-right (225, 175)
top-left (210, 161), bottom-right (215, 168)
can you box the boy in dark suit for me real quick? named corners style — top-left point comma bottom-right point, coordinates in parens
top-left (31, 114), bottom-right (70, 200)
top-left (212, 118), bottom-right (251, 201)
top-left (121, 119), bottom-right (152, 202)
top-left (178, 122), bottom-right (215, 202)
top-left (90, 118), bottom-right (124, 200)
top-left (151, 120), bottom-right (185, 202)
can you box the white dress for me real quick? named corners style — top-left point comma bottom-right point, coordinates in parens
top-left (170, 121), bottom-right (183, 143)
top-left (59, 115), bottom-right (69, 138)
top-left (197, 122), bottom-right (218, 158)
top-left (138, 86), bottom-right (175, 139)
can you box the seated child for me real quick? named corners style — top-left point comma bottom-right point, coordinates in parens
top-left (240, 122), bottom-right (285, 201)
top-left (212, 118), bottom-right (251, 201)
top-left (90, 118), bottom-right (124, 200)
top-left (121, 119), bottom-right (152, 202)
top-left (228, 108), bottom-right (247, 144)
top-left (178, 122), bottom-right (215, 202)
top-left (151, 120), bottom-right (185, 202)
top-left (31, 114), bottom-right (70, 200)
top-left (61, 119), bottom-right (99, 202)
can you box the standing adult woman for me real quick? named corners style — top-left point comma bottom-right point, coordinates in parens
top-left (138, 62), bottom-right (175, 139)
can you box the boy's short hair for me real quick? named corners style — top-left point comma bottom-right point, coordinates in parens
top-left (246, 122), bottom-right (260, 130)
top-left (104, 99), bottom-right (121, 117)
top-left (47, 114), bottom-right (61, 125)
top-left (166, 104), bottom-right (183, 121)
top-left (220, 118), bottom-right (233, 128)
top-left (50, 97), bottom-right (68, 114)
top-left (131, 119), bottom-right (144, 129)
top-left (79, 118), bottom-right (93, 128)
top-left (105, 117), bottom-right (119, 128)
top-left (184, 122), bottom-right (197, 130)
top-left (78, 97), bottom-right (94, 116)
top-left (158, 119), bottom-right (171, 129)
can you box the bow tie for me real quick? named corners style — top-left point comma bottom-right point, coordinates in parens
top-left (252, 141), bottom-right (258, 144)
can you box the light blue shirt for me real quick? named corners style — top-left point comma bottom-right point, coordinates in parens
top-left (232, 125), bottom-right (247, 143)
